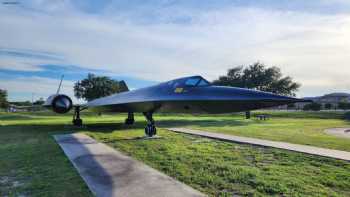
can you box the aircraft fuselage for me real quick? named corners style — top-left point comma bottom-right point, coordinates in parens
top-left (86, 76), bottom-right (303, 113)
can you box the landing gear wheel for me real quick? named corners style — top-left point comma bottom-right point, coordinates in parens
top-left (125, 112), bottom-right (135, 125)
top-left (72, 118), bottom-right (83, 126)
top-left (143, 112), bottom-right (157, 137)
top-left (145, 124), bottom-right (156, 137)
top-left (72, 106), bottom-right (83, 127)
top-left (151, 125), bottom-right (156, 136)
top-left (125, 118), bottom-right (134, 125)
top-left (145, 127), bottom-right (149, 136)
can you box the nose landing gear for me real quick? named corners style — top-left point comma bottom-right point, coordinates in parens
top-left (143, 112), bottom-right (156, 137)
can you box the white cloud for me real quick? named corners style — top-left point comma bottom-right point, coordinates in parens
top-left (1, 1), bottom-right (350, 98)
top-left (0, 56), bottom-right (43, 71)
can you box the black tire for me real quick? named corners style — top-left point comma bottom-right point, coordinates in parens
top-left (145, 125), bottom-right (157, 137)
top-left (148, 125), bottom-right (156, 137)
top-left (77, 119), bottom-right (83, 126)
top-left (148, 126), bottom-right (153, 137)
top-left (73, 119), bottom-right (83, 126)
top-left (152, 126), bottom-right (157, 136)
top-left (145, 126), bottom-right (149, 136)
top-left (125, 118), bottom-right (134, 125)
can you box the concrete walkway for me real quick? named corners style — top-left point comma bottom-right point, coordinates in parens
top-left (168, 128), bottom-right (350, 161)
top-left (325, 128), bottom-right (350, 139)
top-left (54, 133), bottom-right (205, 197)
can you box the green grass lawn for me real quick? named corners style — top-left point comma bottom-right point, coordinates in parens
top-left (1, 111), bottom-right (350, 196)
top-left (86, 129), bottom-right (350, 197)
top-left (163, 111), bottom-right (350, 152)
top-left (0, 116), bottom-right (92, 196)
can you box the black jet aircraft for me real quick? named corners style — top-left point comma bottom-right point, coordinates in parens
top-left (44, 75), bottom-right (308, 137)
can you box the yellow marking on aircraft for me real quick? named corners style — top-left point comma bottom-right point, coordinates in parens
top-left (174, 88), bottom-right (184, 93)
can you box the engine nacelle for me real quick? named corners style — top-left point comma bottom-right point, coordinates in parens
top-left (43, 94), bottom-right (73, 114)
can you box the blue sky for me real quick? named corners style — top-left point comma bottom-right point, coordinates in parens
top-left (1, 0), bottom-right (350, 102)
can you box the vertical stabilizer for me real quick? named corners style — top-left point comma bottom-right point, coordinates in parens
top-left (56, 75), bottom-right (64, 94)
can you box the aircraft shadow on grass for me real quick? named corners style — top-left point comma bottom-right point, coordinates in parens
top-left (83, 118), bottom-right (251, 133)
top-left (0, 114), bottom-right (39, 120)
top-left (0, 117), bottom-right (250, 135)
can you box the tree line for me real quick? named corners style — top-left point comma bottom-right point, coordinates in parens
top-left (301, 102), bottom-right (350, 111)
top-left (0, 89), bottom-right (9, 109)
top-left (0, 89), bottom-right (45, 110)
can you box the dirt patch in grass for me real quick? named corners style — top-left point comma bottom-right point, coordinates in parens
top-left (0, 170), bottom-right (30, 197)
top-left (325, 128), bottom-right (350, 139)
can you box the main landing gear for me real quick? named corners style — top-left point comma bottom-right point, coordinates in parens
top-left (72, 106), bottom-right (83, 126)
top-left (72, 108), bottom-right (156, 137)
top-left (143, 112), bottom-right (156, 137)
top-left (125, 112), bottom-right (135, 125)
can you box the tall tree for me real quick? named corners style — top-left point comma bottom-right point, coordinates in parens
top-left (74, 73), bottom-right (121, 101)
top-left (338, 102), bottom-right (350, 110)
top-left (213, 66), bottom-right (245, 87)
top-left (324, 103), bottom-right (332, 110)
top-left (0, 89), bottom-right (9, 108)
top-left (213, 62), bottom-right (300, 96)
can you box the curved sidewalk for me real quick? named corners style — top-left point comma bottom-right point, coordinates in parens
top-left (168, 128), bottom-right (350, 161)
top-left (54, 133), bottom-right (205, 197)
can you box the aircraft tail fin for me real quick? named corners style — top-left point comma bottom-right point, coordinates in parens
top-left (56, 75), bottom-right (64, 94)
top-left (119, 80), bottom-right (129, 92)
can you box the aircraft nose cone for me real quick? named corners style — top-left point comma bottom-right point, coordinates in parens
top-left (254, 91), bottom-right (302, 102)
top-left (212, 86), bottom-right (305, 104)
top-left (218, 86), bottom-right (309, 109)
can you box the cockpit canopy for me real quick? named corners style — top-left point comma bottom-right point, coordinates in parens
top-left (167, 76), bottom-right (211, 88)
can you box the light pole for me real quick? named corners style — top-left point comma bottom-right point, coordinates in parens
top-left (31, 93), bottom-right (35, 111)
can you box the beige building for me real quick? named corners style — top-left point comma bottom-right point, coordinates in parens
top-left (296, 93), bottom-right (350, 109)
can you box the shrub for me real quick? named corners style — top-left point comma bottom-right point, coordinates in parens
top-left (338, 102), bottom-right (350, 110)
top-left (324, 103), bottom-right (332, 110)
top-left (303, 103), bottom-right (322, 111)
top-left (344, 111), bottom-right (350, 120)
top-left (287, 103), bottom-right (296, 110)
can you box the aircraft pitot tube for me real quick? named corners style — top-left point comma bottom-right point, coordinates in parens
top-left (43, 94), bottom-right (73, 114)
